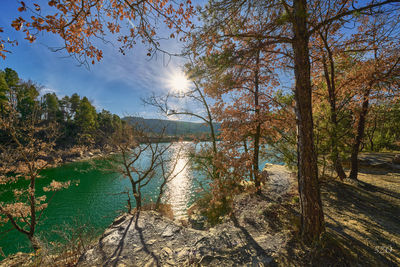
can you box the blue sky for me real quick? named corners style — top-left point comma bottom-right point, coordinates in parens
top-left (0, 1), bottom-right (191, 118)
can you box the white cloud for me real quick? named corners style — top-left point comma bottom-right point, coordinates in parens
top-left (39, 87), bottom-right (58, 96)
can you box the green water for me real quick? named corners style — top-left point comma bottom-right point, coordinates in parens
top-left (0, 142), bottom-right (201, 258)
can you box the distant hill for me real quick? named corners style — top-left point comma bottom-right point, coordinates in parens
top-left (123, 116), bottom-right (220, 136)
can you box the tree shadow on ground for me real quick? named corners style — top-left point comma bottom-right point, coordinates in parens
top-left (96, 211), bottom-right (160, 267)
top-left (134, 210), bottom-right (160, 267)
top-left (321, 178), bottom-right (400, 266)
top-left (357, 166), bottom-right (400, 175)
top-left (230, 212), bottom-right (278, 266)
top-left (98, 215), bottom-right (134, 267)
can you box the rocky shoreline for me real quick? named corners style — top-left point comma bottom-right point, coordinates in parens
top-left (58, 146), bottom-right (114, 164)
top-left (77, 164), bottom-right (297, 266)
top-left (0, 164), bottom-right (297, 267)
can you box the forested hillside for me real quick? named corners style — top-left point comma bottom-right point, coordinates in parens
top-left (0, 67), bottom-right (124, 149)
top-left (123, 116), bottom-right (220, 136)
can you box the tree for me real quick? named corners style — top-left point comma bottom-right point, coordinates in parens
top-left (144, 63), bottom-right (221, 188)
top-left (74, 96), bottom-right (98, 145)
top-left (311, 10), bottom-right (400, 180)
top-left (3, 68), bottom-right (18, 91)
top-left (263, 91), bottom-right (298, 168)
top-left (2, 68), bottom-right (19, 111)
top-left (96, 109), bottom-right (123, 147)
top-left (14, 81), bottom-right (40, 123)
top-left (43, 93), bottom-right (60, 122)
top-left (189, 0), bottom-right (325, 242)
top-left (107, 125), bottom-right (172, 209)
top-left (7, 0), bottom-right (194, 65)
top-left (59, 95), bottom-right (71, 122)
top-left (156, 144), bottom-right (188, 209)
top-left (69, 93), bottom-right (80, 119)
top-left (365, 102), bottom-right (400, 151)
top-left (347, 18), bottom-right (400, 180)
top-left (190, 0), bottom-right (400, 243)
top-left (0, 71), bottom-right (9, 111)
top-left (311, 22), bottom-right (348, 180)
top-left (190, 36), bottom-right (279, 194)
top-left (0, 101), bottom-right (70, 251)
top-left (4, 0), bottom-right (400, 243)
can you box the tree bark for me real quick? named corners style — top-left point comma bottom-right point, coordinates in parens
top-left (134, 194), bottom-right (142, 210)
top-left (292, 0), bottom-right (325, 243)
top-left (28, 176), bottom-right (38, 251)
top-left (156, 179), bottom-right (167, 210)
top-left (253, 49), bottom-right (262, 194)
top-left (367, 113), bottom-right (377, 151)
top-left (349, 88), bottom-right (371, 180)
top-left (132, 184), bottom-right (142, 209)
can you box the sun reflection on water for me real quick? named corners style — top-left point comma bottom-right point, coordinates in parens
top-left (164, 143), bottom-right (192, 219)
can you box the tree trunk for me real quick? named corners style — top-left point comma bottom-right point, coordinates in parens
top-left (327, 85), bottom-right (346, 180)
top-left (29, 176), bottom-right (38, 250)
top-left (156, 179), bottom-right (167, 210)
top-left (125, 191), bottom-right (132, 213)
top-left (320, 35), bottom-right (346, 180)
top-left (368, 113), bottom-right (377, 151)
top-left (134, 194), bottom-right (142, 210)
top-left (28, 235), bottom-right (40, 252)
top-left (132, 186), bottom-right (142, 209)
top-left (292, 0), bottom-right (325, 243)
top-left (349, 89), bottom-right (370, 180)
top-left (326, 79), bottom-right (346, 180)
top-left (253, 49), bottom-right (261, 194)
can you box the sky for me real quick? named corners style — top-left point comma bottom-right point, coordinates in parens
top-left (0, 0), bottom-right (193, 119)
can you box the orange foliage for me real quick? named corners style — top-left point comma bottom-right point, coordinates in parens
top-left (2, 0), bottom-right (194, 64)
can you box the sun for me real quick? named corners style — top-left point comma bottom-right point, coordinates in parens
top-left (168, 71), bottom-right (191, 93)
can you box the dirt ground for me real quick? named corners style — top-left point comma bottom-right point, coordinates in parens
top-left (319, 168), bottom-right (400, 266)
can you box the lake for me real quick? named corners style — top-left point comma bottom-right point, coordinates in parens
top-left (0, 142), bottom-right (203, 258)
top-left (0, 141), bottom-right (274, 258)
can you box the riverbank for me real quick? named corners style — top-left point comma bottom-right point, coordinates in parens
top-left (41, 136), bottom-right (211, 166)
top-left (0, 142), bottom-right (200, 262)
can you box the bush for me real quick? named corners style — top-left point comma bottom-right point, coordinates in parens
top-left (140, 203), bottom-right (174, 220)
top-left (30, 220), bottom-right (99, 267)
top-left (195, 189), bottom-right (233, 227)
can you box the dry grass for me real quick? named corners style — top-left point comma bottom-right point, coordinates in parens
top-left (139, 203), bottom-right (175, 220)
top-left (0, 221), bottom-right (100, 267)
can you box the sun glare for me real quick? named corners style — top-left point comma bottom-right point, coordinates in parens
top-left (168, 71), bottom-right (191, 93)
